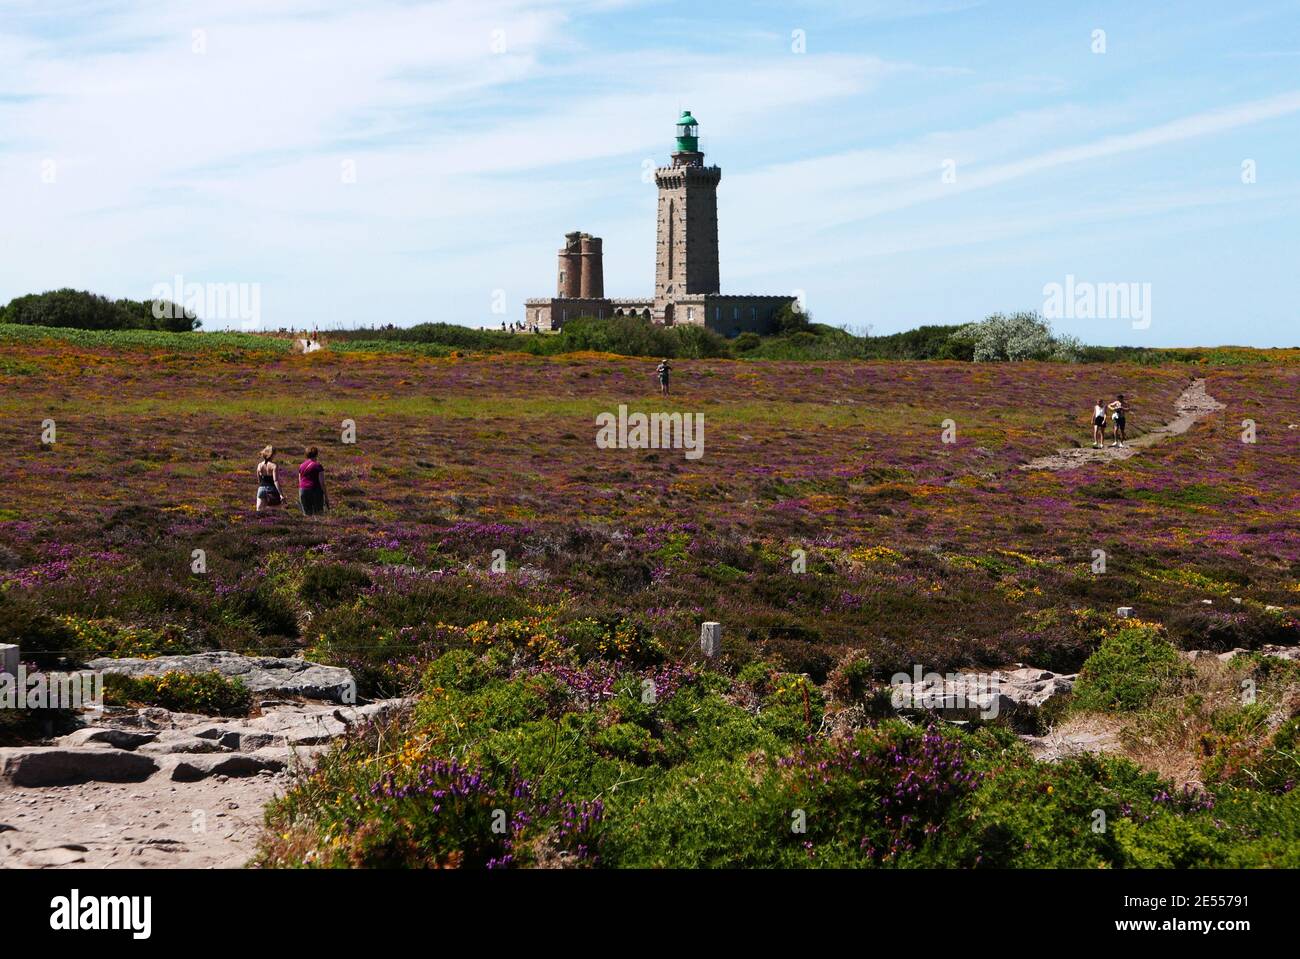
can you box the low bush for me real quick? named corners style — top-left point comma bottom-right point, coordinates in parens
top-left (102, 670), bottom-right (253, 715)
top-left (1072, 626), bottom-right (1192, 712)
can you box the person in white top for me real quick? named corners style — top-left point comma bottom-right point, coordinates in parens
top-left (1092, 399), bottom-right (1106, 448)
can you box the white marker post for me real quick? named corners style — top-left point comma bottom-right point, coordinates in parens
top-left (699, 622), bottom-right (722, 658)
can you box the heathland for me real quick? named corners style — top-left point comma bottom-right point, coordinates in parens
top-left (1, 324), bottom-right (1297, 867)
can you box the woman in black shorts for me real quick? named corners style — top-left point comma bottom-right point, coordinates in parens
top-left (255, 445), bottom-right (283, 510)
top-left (1108, 394), bottom-right (1129, 447)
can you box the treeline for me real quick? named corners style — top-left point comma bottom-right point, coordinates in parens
top-left (332, 316), bottom-right (734, 359)
top-left (0, 289), bottom-right (199, 332)
top-left (333, 318), bottom-right (980, 361)
top-left (6, 293), bottom-right (1283, 364)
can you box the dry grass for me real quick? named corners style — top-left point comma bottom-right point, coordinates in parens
top-left (1063, 655), bottom-right (1300, 789)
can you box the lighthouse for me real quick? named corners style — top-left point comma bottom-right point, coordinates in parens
top-left (653, 110), bottom-right (721, 324)
top-left (523, 111), bottom-right (795, 336)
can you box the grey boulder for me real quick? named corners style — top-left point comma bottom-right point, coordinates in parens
top-left (0, 747), bottom-right (158, 787)
top-left (88, 651), bottom-right (356, 704)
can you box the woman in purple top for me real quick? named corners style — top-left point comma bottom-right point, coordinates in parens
top-left (298, 446), bottom-right (328, 516)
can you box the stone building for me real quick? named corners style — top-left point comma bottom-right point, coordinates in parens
top-left (524, 111), bottom-right (796, 336)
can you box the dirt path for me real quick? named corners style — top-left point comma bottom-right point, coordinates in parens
top-left (1019, 377), bottom-right (1224, 472)
top-left (0, 771), bottom-right (286, 868)
top-left (1, 697), bottom-right (404, 869)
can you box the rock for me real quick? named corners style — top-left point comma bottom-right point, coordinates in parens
top-left (1021, 727), bottom-right (1119, 761)
top-left (1000, 667), bottom-right (1076, 707)
top-left (192, 725), bottom-right (281, 751)
top-left (137, 736), bottom-right (231, 755)
top-left (277, 723), bottom-right (344, 746)
top-left (890, 666), bottom-right (1075, 719)
top-left (57, 728), bottom-right (158, 751)
top-left (166, 753), bottom-right (287, 783)
top-left (88, 651), bottom-right (357, 704)
top-left (23, 844), bottom-right (88, 867)
top-left (221, 730), bottom-right (280, 751)
top-left (0, 748), bottom-right (159, 787)
top-left (251, 745), bottom-right (326, 771)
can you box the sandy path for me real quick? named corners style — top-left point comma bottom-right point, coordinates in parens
top-left (0, 772), bottom-right (286, 868)
top-left (1019, 377), bottom-right (1224, 472)
top-left (0, 698), bottom-right (404, 869)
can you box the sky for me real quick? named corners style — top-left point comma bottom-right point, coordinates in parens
top-left (1, 0), bottom-right (1297, 346)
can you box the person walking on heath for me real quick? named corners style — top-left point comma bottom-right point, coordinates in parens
top-left (255, 445), bottom-right (284, 510)
top-left (298, 446), bottom-right (328, 515)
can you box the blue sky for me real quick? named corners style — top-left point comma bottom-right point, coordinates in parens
top-left (1, 0), bottom-right (1297, 345)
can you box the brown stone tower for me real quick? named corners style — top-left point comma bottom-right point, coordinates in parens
top-left (653, 110), bottom-right (720, 323)
top-left (557, 232), bottom-right (581, 297)
top-left (579, 234), bottom-right (604, 298)
top-left (556, 231), bottom-right (604, 298)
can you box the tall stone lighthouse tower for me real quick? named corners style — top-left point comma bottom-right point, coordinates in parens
top-left (653, 110), bottom-right (720, 324)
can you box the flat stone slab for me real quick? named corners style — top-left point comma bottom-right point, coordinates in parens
top-left (1021, 727), bottom-right (1121, 762)
top-left (56, 728), bottom-right (158, 751)
top-left (136, 736), bottom-right (231, 756)
top-left (87, 651), bottom-right (357, 704)
top-left (891, 666), bottom-right (1076, 717)
top-left (166, 753), bottom-right (287, 783)
top-left (0, 748), bottom-right (159, 787)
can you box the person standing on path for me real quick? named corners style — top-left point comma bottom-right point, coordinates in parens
top-left (656, 358), bottom-right (671, 397)
top-left (1092, 399), bottom-right (1106, 448)
top-left (1108, 394), bottom-right (1129, 447)
top-left (298, 446), bottom-right (328, 515)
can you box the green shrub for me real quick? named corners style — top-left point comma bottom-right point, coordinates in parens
top-left (1072, 626), bottom-right (1192, 712)
top-left (0, 591), bottom-right (79, 668)
top-left (826, 651), bottom-right (875, 703)
top-left (593, 722), bottom-right (665, 764)
top-left (1, 288), bottom-right (199, 332)
top-left (103, 670), bottom-right (253, 715)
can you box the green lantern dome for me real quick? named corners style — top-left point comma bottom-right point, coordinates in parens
top-left (675, 110), bottom-right (700, 152)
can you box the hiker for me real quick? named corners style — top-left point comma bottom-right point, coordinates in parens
top-left (255, 445), bottom-right (284, 510)
top-left (298, 446), bottom-right (328, 516)
top-left (656, 358), bottom-right (671, 396)
top-left (1092, 399), bottom-right (1106, 449)
top-left (1108, 394), bottom-right (1129, 447)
